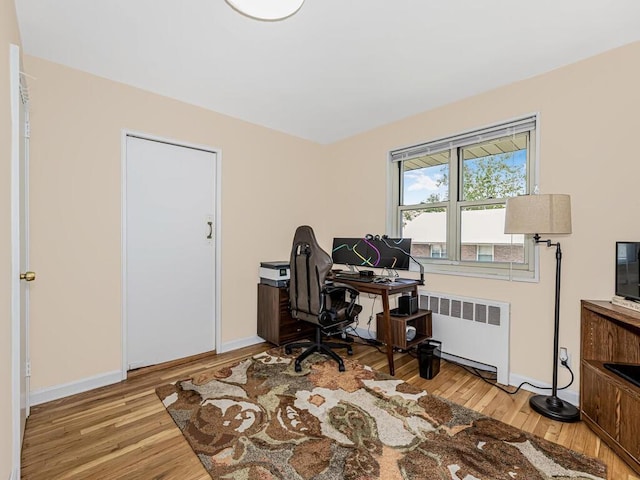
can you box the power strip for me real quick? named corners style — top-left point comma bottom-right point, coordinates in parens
top-left (611, 295), bottom-right (640, 313)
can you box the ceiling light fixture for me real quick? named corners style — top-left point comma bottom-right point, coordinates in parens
top-left (225, 0), bottom-right (305, 21)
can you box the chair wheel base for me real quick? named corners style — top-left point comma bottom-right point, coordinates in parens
top-left (284, 328), bottom-right (353, 373)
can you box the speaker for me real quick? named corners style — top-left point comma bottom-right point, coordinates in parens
top-left (398, 295), bottom-right (418, 315)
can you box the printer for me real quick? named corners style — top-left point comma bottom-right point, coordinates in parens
top-left (259, 261), bottom-right (290, 288)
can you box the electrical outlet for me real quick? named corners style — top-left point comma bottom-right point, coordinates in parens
top-left (559, 347), bottom-right (570, 367)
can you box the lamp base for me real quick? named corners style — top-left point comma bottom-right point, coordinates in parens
top-left (529, 394), bottom-right (580, 422)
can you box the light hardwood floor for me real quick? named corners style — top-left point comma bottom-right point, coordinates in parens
top-left (21, 342), bottom-right (640, 479)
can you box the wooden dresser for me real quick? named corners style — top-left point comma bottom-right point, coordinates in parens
top-left (580, 300), bottom-right (640, 475)
top-left (257, 283), bottom-right (315, 346)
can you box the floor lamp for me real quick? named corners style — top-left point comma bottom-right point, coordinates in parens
top-left (504, 194), bottom-right (580, 422)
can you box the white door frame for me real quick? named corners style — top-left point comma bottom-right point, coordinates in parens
top-left (10, 42), bottom-right (29, 479)
top-left (120, 130), bottom-right (222, 380)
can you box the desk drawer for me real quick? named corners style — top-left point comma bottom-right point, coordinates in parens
top-left (280, 321), bottom-right (314, 344)
top-left (258, 283), bottom-right (315, 346)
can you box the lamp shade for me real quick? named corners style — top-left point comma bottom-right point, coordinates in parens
top-left (225, 0), bottom-right (305, 20)
top-left (504, 194), bottom-right (572, 235)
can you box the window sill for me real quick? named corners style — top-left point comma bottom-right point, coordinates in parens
top-left (416, 262), bottom-right (539, 283)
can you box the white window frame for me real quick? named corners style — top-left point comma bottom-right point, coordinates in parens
top-left (387, 114), bottom-right (540, 281)
top-left (431, 244), bottom-right (446, 258)
top-left (476, 244), bottom-right (494, 262)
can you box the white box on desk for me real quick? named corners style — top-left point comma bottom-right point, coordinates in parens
top-left (260, 261), bottom-right (290, 283)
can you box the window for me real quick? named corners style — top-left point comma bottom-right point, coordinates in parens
top-left (476, 245), bottom-right (494, 262)
top-left (390, 116), bottom-right (537, 279)
top-left (430, 244), bottom-right (446, 258)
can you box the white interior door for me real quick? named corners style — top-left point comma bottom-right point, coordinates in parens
top-left (18, 73), bottom-right (30, 427)
top-left (125, 135), bottom-right (216, 369)
top-left (10, 43), bottom-right (31, 477)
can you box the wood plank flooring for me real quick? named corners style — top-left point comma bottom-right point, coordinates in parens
top-left (21, 342), bottom-right (640, 479)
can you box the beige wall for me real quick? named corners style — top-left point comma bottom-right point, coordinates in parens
top-left (22, 41), bottom-right (640, 400)
top-left (1, 0), bottom-right (22, 475)
top-left (24, 56), bottom-right (324, 391)
top-left (324, 41), bottom-right (640, 387)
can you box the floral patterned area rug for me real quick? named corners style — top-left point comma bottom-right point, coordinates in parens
top-left (156, 349), bottom-right (605, 480)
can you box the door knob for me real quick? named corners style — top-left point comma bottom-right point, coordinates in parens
top-left (20, 271), bottom-right (36, 282)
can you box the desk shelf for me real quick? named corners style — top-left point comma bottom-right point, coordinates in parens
top-left (376, 309), bottom-right (432, 350)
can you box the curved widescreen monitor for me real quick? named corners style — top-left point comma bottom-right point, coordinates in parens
top-left (332, 237), bottom-right (412, 270)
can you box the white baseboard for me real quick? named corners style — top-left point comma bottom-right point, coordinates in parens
top-left (10, 467), bottom-right (19, 480)
top-left (219, 335), bottom-right (265, 354)
top-left (30, 370), bottom-right (122, 406)
top-left (509, 373), bottom-right (579, 407)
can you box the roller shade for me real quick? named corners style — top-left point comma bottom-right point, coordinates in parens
top-left (390, 116), bottom-right (536, 163)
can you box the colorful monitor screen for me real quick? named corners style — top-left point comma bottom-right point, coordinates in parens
top-left (331, 237), bottom-right (412, 270)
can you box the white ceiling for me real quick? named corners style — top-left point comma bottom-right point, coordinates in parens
top-left (15, 0), bottom-right (640, 144)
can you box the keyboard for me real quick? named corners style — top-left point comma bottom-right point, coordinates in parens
top-left (333, 273), bottom-right (418, 285)
top-left (391, 278), bottom-right (416, 284)
top-left (333, 273), bottom-right (375, 283)
top-left (333, 272), bottom-right (360, 279)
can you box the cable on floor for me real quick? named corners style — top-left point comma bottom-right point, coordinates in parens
top-left (459, 359), bottom-right (575, 396)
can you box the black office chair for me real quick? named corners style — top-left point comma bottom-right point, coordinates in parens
top-left (284, 225), bottom-right (362, 372)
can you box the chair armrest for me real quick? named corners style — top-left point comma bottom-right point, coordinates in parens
top-left (324, 282), bottom-right (360, 297)
top-left (323, 282), bottom-right (360, 319)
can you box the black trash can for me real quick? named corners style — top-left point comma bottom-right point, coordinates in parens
top-left (418, 340), bottom-right (441, 379)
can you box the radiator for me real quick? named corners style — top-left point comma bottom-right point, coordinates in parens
top-left (419, 290), bottom-right (510, 385)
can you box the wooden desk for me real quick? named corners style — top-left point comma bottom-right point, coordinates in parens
top-left (331, 276), bottom-right (421, 376)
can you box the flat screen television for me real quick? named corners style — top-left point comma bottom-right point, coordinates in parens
top-left (332, 237), bottom-right (412, 270)
top-left (615, 241), bottom-right (640, 302)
